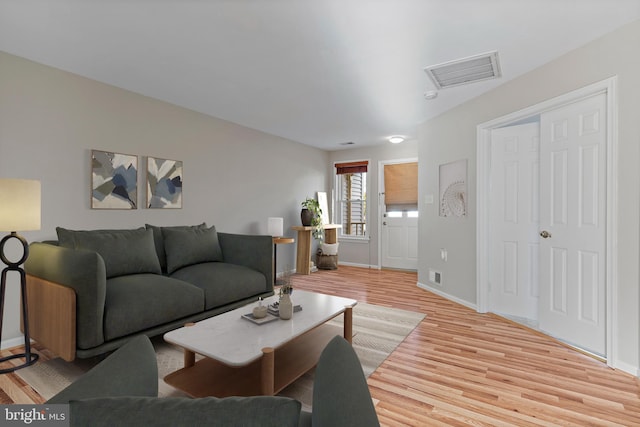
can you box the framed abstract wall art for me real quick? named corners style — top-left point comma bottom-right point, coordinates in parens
top-left (91, 150), bottom-right (138, 209)
top-left (147, 157), bottom-right (183, 209)
top-left (439, 159), bottom-right (467, 218)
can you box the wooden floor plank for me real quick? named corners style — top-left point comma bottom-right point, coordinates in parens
top-left (1, 266), bottom-right (639, 426)
top-left (290, 266), bottom-right (640, 426)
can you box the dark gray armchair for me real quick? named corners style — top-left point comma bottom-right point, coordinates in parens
top-left (46, 335), bottom-right (158, 404)
top-left (47, 335), bottom-right (378, 427)
top-left (299, 335), bottom-right (381, 427)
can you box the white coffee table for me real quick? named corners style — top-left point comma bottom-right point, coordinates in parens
top-left (163, 290), bottom-right (357, 397)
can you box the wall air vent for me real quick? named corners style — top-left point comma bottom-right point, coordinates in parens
top-left (424, 51), bottom-right (501, 90)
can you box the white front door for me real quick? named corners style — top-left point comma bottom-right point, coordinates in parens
top-left (381, 209), bottom-right (418, 270)
top-left (489, 122), bottom-right (540, 320)
top-left (380, 159), bottom-right (419, 270)
top-left (538, 93), bottom-right (607, 356)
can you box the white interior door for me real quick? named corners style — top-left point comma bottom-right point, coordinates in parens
top-left (489, 123), bottom-right (540, 320)
top-left (381, 209), bottom-right (418, 270)
top-left (538, 93), bottom-right (607, 356)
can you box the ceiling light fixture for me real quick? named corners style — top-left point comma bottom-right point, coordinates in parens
top-left (388, 136), bottom-right (404, 144)
top-left (424, 90), bottom-right (438, 100)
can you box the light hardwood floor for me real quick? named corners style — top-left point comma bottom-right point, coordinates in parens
top-left (1, 266), bottom-right (639, 426)
top-left (291, 267), bottom-right (640, 426)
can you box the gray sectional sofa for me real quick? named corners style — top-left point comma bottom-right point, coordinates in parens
top-left (24, 223), bottom-right (273, 360)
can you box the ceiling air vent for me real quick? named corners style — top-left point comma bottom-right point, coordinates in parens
top-left (424, 51), bottom-right (501, 90)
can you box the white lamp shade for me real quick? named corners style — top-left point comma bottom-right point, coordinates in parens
top-left (0, 179), bottom-right (41, 232)
top-left (267, 217), bottom-right (283, 237)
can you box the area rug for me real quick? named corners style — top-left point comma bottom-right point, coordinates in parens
top-left (17, 302), bottom-right (425, 408)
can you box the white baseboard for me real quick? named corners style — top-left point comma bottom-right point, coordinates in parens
top-left (1, 335), bottom-right (27, 351)
top-left (417, 281), bottom-right (477, 311)
top-left (337, 262), bottom-right (380, 270)
top-left (276, 268), bottom-right (296, 278)
top-left (612, 359), bottom-right (640, 377)
top-left (417, 283), bottom-right (640, 378)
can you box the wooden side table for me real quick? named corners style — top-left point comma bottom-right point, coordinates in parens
top-left (291, 224), bottom-right (341, 275)
top-left (273, 237), bottom-right (294, 285)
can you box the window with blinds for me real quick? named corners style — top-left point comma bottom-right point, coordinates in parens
top-left (335, 161), bottom-right (368, 237)
top-left (384, 162), bottom-right (418, 211)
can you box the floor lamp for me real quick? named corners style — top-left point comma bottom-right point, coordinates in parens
top-left (0, 179), bottom-right (41, 373)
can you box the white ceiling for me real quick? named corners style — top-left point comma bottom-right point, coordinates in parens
top-left (1, 1), bottom-right (639, 150)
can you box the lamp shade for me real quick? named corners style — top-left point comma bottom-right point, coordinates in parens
top-left (267, 217), bottom-right (283, 237)
top-left (0, 179), bottom-right (41, 232)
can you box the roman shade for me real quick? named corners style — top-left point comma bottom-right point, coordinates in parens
top-left (384, 162), bottom-right (418, 211)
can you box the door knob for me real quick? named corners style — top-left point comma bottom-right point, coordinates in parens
top-left (383, 222), bottom-right (387, 226)
top-left (540, 230), bottom-right (552, 238)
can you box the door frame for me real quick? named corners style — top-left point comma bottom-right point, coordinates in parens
top-left (476, 77), bottom-right (618, 365)
top-left (377, 157), bottom-right (419, 270)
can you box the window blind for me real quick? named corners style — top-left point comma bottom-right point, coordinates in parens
top-left (384, 162), bottom-right (418, 210)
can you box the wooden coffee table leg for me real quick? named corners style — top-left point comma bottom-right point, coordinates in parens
top-left (344, 305), bottom-right (353, 344)
top-left (261, 347), bottom-right (275, 395)
top-left (183, 322), bottom-right (196, 368)
top-left (184, 349), bottom-right (196, 368)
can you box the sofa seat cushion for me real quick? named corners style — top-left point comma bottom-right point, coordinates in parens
top-left (69, 396), bottom-right (301, 427)
top-left (170, 262), bottom-right (266, 310)
top-left (104, 274), bottom-right (204, 341)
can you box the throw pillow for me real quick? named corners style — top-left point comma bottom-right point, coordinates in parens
top-left (69, 396), bottom-right (301, 427)
top-left (162, 225), bottom-right (223, 274)
top-left (56, 227), bottom-right (76, 248)
top-left (145, 223), bottom-right (207, 273)
top-left (56, 227), bottom-right (162, 279)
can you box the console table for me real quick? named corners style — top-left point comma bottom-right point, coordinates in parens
top-left (291, 224), bottom-right (341, 275)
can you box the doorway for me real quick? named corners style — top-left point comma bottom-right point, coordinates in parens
top-left (477, 78), bottom-right (617, 362)
top-left (379, 158), bottom-right (419, 270)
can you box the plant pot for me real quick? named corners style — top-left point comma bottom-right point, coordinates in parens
top-left (301, 208), bottom-right (313, 226)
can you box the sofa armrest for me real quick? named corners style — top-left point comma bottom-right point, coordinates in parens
top-left (218, 233), bottom-right (274, 291)
top-left (25, 242), bottom-right (107, 352)
top-left (24, 275), bottom-right (76, 361)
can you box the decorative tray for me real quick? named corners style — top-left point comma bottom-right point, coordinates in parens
top-left (241, 312), bottom-right (280, 325)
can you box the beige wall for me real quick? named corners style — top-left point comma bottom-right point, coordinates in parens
top-left (418, 19), bottom-right (640, 373)
top-left (0, 51), bottom-right (330, 345)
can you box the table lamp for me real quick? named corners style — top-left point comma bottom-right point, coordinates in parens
top-left (0, 179), bottom-right (41, 373)
top-left (267, 217), bottom-right (283, 237)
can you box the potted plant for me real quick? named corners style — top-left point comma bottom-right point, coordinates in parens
top-left (301, 197), bottom-right (324, 241)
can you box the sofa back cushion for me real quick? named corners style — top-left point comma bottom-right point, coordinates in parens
top-left (56, 227), bottom-right (161, 279)
top-left (69, 396), bottom-right (301, 427)
top-left (145, 223), bottom-right (207, 273)
top-left (162, 225), bottom-right (223, 274)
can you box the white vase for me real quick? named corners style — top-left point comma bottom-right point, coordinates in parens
top-left (279, 293), bottom-right (293, 320)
